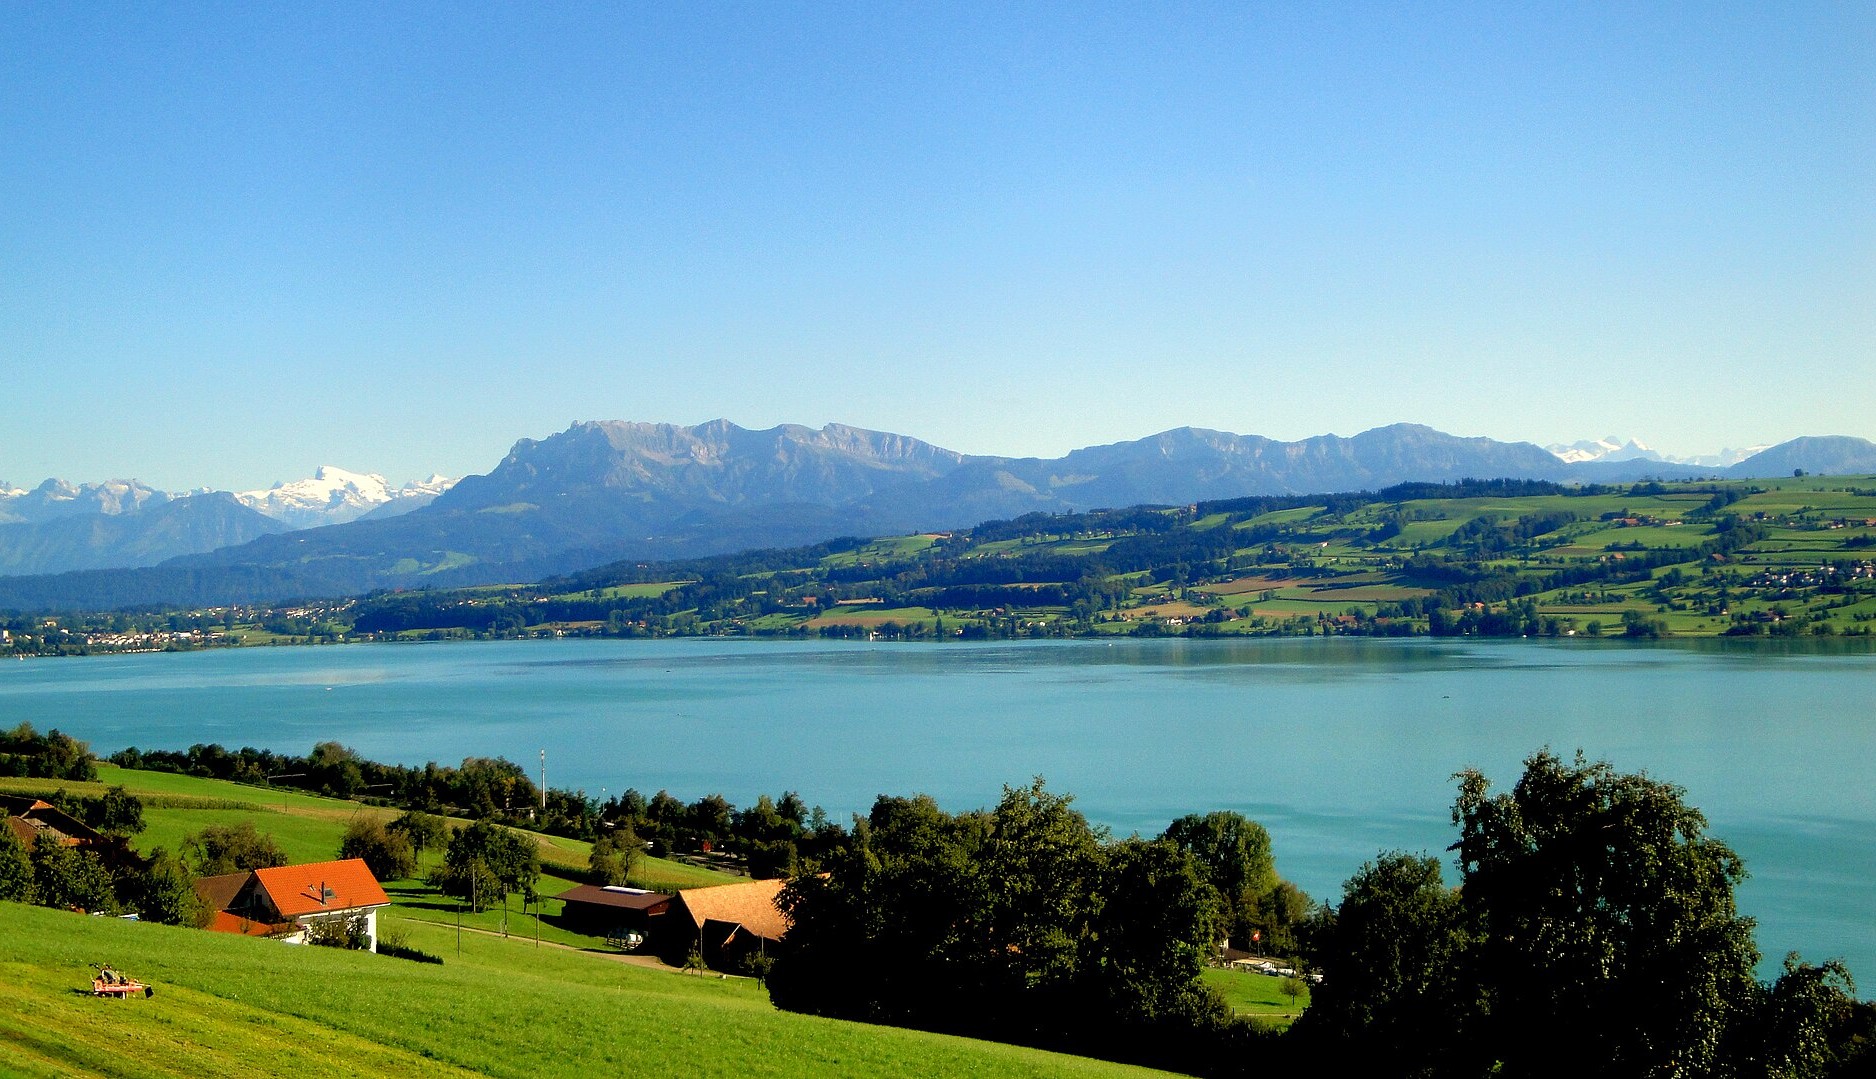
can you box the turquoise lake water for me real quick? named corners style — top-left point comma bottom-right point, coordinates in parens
top-left (4, 636), bottom-right (1870, 980)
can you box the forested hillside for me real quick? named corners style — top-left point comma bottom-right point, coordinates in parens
top-left (9, 476), bottom-right (1876, 651)
top-left (331, 475), bottom-right (1876, 644)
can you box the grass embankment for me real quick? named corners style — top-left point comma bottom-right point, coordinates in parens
top-left (0, 903), bottom-right (1175, 1079)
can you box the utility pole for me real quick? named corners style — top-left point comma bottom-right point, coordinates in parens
top-left (540, 749), bottom-right (547, 812)
top-left (265, 772), bottom-right (306, 813)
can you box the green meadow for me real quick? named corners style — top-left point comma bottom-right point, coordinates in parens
top-left (0, 903), bottom-right (1176, 1079)
top-left (1, 766), bottom-right (1179, 1076)
top-left (0, 767), bottom-right (739, 904)
top-left (1200, 968), bottom-right (1311, 1026)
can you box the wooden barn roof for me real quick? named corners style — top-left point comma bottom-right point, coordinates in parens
top-left (0, 795), bottom-right (102, 844)
top-left (675, 878), bottom-right (789, 942)
top-left (193, 871), bottom-right (252, 913)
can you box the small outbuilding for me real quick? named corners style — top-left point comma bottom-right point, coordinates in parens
top-left (555, 884), bottom-right (671, 947)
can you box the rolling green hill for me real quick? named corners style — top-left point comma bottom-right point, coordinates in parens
top-left (337, 475), bottom-right (1876, 643)
top-left (10, 475), bottom-right (1876, 650)
top-left (3, 765), bottom-right (1176, 1076)
top-left (0, 902), bottom-right (1175, 1079)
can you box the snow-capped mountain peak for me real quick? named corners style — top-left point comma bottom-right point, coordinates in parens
top-left (1546, 437), bottom-right (1775, 469)
top-left (232, 466), bottom-right (458, 528)
top-left (236, 466), bottom-right (420, 528)
top-left (397, 474), bottom-right (455, 500)
top-left (1546, 437), bottom-right (1662, 465)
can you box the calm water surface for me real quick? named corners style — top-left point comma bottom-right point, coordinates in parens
top-left (4, 637), bottom-right (1870, 979)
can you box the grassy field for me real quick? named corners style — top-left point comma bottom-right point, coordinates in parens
top-left (805, 606), bottom-right (942, 628)
top-left (579, 581), bottom-right (694, 600)
top-left (136, 805), bottom-right (362, 864)
top-left (0, 766), bottom-right (740, 899)
top-left (818, 535), bottom-right (940, 567)
top-left (0, 902), bottom-right (1175, 1078)
top-left (1201, 967), bottom-right (1311, 1026)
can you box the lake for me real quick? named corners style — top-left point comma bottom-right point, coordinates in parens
top-left (4, 636), bottom-right (1871, 980)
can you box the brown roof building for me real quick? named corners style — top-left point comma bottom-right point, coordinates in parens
top-left (0, 794), bottom-right (104, 848)
top-left (664, 877), bottom-right (791, 971)
top-left (555, 884), bottom-right (671, 947)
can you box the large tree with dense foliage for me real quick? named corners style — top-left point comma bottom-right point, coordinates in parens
top-left (386, 808), bottom-right (447, 854)
top-left (0, 817), bottom-right (32, 901)
top-left (769, 781), bottom-right (1239, 1072)
top-left (182, 821), bottom-right (288, 876)
top-left (28, 834), bottom-right (115, 912)
top-left (51, 785), bottom-right (144, 837)
top-left (338, 815), bottom-right (416, 882)
top-left (126, 849), bottom-right (209, 927)
top-left (1297, 852), bottom-right (1473, 1077)
top-left (587, 824), bottom-right (642, 886)
top-left (0, 723), bottom-right (96, 780)
top-left (1452, 750), bottom-right (1758, 1076)
top-left (1302, 751), bottom-right (1870, 1078)
top-left (1161, 810), bottom-right (1276, 946)
top-left (431, 820), bottom-right (538, 913)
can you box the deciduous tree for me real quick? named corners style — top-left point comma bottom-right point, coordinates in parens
top-left (432, 820), bottom-right (537, 913)
top-left (1162, 809), bottom-right (1278, 948)
top-left (0, 817), bottom-right (32, 901)
top-left (28, 833), bottom-right (114, 912)
top-left (1452, 750), bottom-right (1757, 1076)
top-left (182, 821), bottom-right (288, 876)
top-left (588, 824), bottom-right (641, 886)
top-left (338, 815), bottom-right (416, 881)
top-left (386, 808), bottom-right (446, 854)
top-left (1302, 751), bottom-right (1857, 1077)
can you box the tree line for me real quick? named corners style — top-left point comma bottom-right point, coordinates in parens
top-left (765, 756), bottom-right (1873, 1077)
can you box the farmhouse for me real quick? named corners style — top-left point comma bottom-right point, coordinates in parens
top-left (0, 794), bottom-right (104, 849)
top-left (196, 857), bottom-right (392, 950)
top-left (663, 877), bottom-right (790, 971)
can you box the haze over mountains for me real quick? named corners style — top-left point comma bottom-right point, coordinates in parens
top-left (3, 420), bottom-right (1873, 611)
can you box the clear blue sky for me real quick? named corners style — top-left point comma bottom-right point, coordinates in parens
top-left (3, 2), bottom-right (1870, 491)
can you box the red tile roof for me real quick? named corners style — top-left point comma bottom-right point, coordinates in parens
top-left (252, 859), bottom-right (390, 918)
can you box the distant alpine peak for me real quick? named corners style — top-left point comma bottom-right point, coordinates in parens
top-left (234, 466), bottom-right (455, 529)
top-left (1546, 437), bottom-right (1659, 464)
top-left (398, 474), bottom-right (456, 498)
top-left (240, 465), bottom-right (390, 505)
top-left (1545, 437), bottom-right (1772, 468)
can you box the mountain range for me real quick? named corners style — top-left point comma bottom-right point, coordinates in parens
top-left (0, 469), bottom-right (455, 579)
top-left (1543, 437), bottom-right (1769, 468)
top-left (2, 420), bottom-right (1873, 611)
